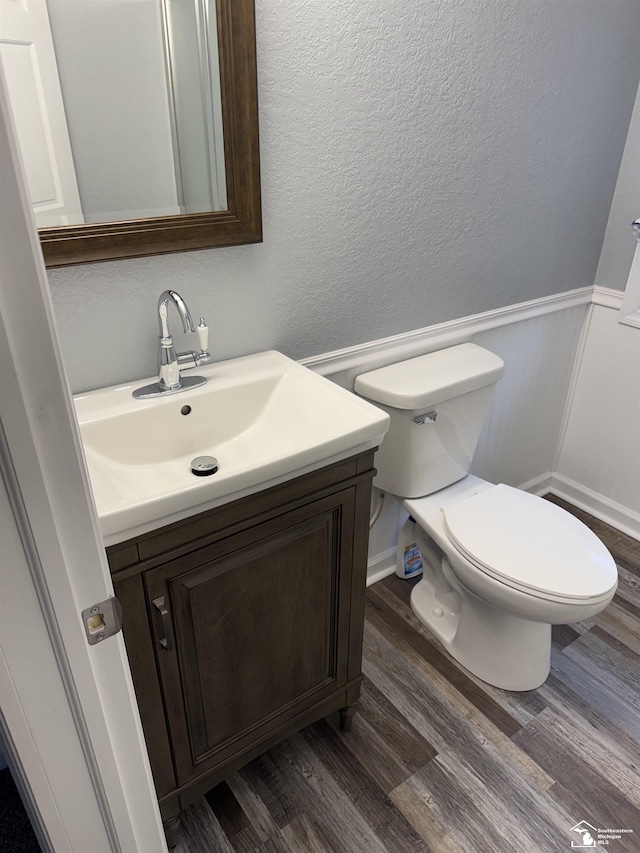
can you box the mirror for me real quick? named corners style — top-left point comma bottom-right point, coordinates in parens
top-left (0, 0), bottom-right (261, 267)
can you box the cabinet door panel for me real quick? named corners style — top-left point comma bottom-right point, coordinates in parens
top-left (177, 515), bottom-right (337, 752)
top-left (145, 490), bottom-right (354, 785)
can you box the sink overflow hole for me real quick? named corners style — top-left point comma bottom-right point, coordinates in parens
top-left (181, 405), bottom-right (192, 416)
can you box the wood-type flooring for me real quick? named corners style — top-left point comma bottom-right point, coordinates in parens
top-left (172, 498), bottom-right (640, 852)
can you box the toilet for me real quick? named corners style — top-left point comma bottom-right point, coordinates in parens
top-left (354, 343), bottom-right (618, 691)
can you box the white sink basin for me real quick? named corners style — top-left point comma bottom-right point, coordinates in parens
top-left (74, 351), bottom-right (389, 545)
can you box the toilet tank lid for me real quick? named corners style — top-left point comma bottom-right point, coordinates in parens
top-left (354, 344), bottom-right (504, 410)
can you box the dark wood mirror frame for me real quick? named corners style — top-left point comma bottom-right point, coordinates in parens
top-left (41, 0), bottom-right (261, 268)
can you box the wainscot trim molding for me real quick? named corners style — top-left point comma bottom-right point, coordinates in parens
top-left (301, 286), bottom-right (593, 377)
top-left (592, 285), bottom-right (625, 310)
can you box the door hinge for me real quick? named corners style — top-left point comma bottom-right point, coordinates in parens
top-left (82, 596), bottom-right (123, 645)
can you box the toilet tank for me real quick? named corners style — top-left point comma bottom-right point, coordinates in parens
top-left (354, 343), bottom-right (504, 497)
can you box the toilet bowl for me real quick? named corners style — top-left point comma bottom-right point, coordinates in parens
top-left (404, 476), bottom-right (617, 690)
top-left (354, 343), bottom-right (618, 691)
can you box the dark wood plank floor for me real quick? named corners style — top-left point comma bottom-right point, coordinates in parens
top-left (176, 501), bottom-right (640, 852)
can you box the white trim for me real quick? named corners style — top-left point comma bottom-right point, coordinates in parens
top-left (0, 73), bottom-right (166, 852)
top-left (366, 547), bottom-right (397, 587)
top-left (618, 243), bottom-right (640, 329)
top-left (518, 473), bottom-right (554, 497)
top-left (301, 287), bottom-right (593, 377)
top-left (548, 473), bottom-right (640, 541)
top-left (592, 285), bottom-right (625, 310)
top-left (551, 301), bottom-right (595, 474)
top-left (0, 651), bottom-right (61, 853)
top-left (621, 310), bottom-right (640, 329)
top-left (0, 428), bottom-right (119, 850)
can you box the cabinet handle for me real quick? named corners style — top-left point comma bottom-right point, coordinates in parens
top-left (152, 596), bottom-right (175, 652)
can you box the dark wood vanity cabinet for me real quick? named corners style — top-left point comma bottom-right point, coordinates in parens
top-left (106, 451), bottom-right (375, 845)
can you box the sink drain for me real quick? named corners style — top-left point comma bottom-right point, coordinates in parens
top-left (191, 456), bottom-right (218, 477)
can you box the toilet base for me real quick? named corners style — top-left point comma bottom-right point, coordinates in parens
top-left (410, 572), bottom-right (551, 691)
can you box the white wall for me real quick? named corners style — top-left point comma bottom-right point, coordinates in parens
top-left (552, 90), bottom-right (640, 539)
top-left (555, 303), bottom-right (640, 537)
top-left (595, 84), bottom-right (640, 292)
top-left (47, 0), bottom-right (178, 222)
top-left (46, 0), bottom-right (640, 394)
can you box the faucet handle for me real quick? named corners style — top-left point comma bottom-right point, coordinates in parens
top-left (159, 301), bottom-right (171, 340)
top-left (197, 317), bottom-right (209, 354)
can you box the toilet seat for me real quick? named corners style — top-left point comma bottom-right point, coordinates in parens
top-left (442, 484), bottom-right (617, 603)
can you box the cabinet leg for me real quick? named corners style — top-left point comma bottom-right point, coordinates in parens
top-left (339, 703), bottom-right (358, 732)
top-left (163, 814), bottom-right (181, 849)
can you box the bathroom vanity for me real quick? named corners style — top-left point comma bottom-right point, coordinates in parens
top-left (105, 450), bottom-right (376, 846)
top-left (74, 349), bottom-right (388, 845)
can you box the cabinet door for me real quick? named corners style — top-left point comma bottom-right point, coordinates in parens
top-left (145, 490), bottom-right (355, 786)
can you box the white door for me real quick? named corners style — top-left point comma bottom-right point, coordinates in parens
top-left (0, 0), bottom-right (83, 227)
top-left (0, 74), bottom-right (165, 851)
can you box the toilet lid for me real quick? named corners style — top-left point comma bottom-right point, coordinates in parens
top-left (442, 485), bottom-right (617, 601)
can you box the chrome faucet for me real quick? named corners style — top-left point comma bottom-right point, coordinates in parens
top-left (132, 290), bottom-right (211, 399)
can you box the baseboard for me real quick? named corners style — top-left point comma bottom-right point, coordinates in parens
top-left (300, 287), bottom-right (592, 378)
top-left (518, 473), bottom-right (555, 496)
top-left (520, 471), bottom-right (639, 539)
top-left (547, 473), bottom-right (640, 540)
top-left (366, 547), bottom-right (396, 587)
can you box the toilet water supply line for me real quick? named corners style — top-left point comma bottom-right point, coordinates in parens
top-left (369, 490), bottom-right (385, 529)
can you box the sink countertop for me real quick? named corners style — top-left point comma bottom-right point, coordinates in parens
top-left (74, 351), bottom-right (389, 546)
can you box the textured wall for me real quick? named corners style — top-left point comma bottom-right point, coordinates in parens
top-left (47, 0), bottom-right (640, 393)
top-left (595, 83), bottom-right (640, 291)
